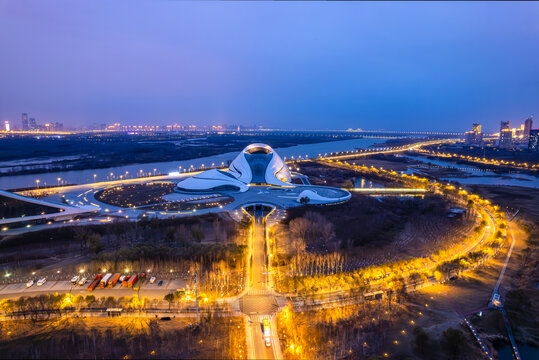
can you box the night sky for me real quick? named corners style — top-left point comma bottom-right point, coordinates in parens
top-left (1, 1), bottom-right (538, 132)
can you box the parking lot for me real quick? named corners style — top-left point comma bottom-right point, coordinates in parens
top-left (0, 277), bottom-right (189, 300)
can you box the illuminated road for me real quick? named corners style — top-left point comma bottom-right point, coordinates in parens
top-left (414, 148), bottom-right (538, 171)
top-left (246, 315), bottom-right (276, 360)
top-left (243, 211), bottom-right (283, 360)
top-left (348, 187), bottom-right (427, 194)
top-left (252, 212), bottom-right (267, 290)
top-left (318, 139), bottom-right (455, 161)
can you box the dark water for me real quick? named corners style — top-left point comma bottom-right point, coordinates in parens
top-left (496, 344), bottom-right (539, 360)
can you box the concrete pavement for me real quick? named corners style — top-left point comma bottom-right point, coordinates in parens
top-left (0, 278), bottom-right (188, 300)
top-left (242, 211), bottom-right (284, 360)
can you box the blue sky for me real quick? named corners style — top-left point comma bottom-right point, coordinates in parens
top-left (1, 1), bottom-right (538, 132)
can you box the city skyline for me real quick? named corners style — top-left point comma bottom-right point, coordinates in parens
top-left (1, 1), bottom-right (539, 132)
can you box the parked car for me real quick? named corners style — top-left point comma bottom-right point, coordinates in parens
top-left (37, 278), bottom-right (46, 286)
top-left (158, 280), bottom-right (163, 286)
top-left (26, 280), bottom-right (34, 288)
top-left (71, 275), bottom-right (79, 284)
top-left (78, 277), bottom-right (87, 286)
top-left (149, 276), bottom-right (156, 284)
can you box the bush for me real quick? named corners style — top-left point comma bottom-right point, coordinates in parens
top-left (412, 326), bottom-right (437, 359)
top-left (440, 328), bottom-right (468, 358)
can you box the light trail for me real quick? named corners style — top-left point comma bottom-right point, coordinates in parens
top-left (348, 188), bottom-right (427, 193)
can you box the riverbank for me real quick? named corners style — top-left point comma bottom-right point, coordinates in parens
top-left (0, 137), bottom-right (395, 189)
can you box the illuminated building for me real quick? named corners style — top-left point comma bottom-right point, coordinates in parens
top-left (177, 143), bottom-right (291, 192)
top-left (498, 121), bottom-right (513, 149)
top-left (529, 129), bottom-right (539, 151)
top-left (523, 117), bottom-right (533, 142)
top-left (4, 121), bottom-right (10, 132)
top-left (176, 143), bottom-right (350, 204)
top-left (464, 123), bottom-right (482, 145)
top-left (29, 117), bottom-right (37, 130)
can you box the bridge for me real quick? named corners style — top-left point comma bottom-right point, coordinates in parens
top-left (347, 187), bottom-right (427, 195)
top-left (0, 190), bottom-right (98, 229)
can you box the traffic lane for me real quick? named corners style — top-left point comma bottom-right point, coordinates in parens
top-left (252, 319), bottom-right (275, 360)
top-left (252, 222), bottom-right (267, 290)
top-left (270, 317), bottom-right (283, 359)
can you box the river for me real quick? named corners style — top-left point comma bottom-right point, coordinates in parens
top-left (496, 344), bottom-right (539, 360)
top-left (403, 155), bottom-right (539, 189)
top-left (0, 138), bottom-right (391, 190)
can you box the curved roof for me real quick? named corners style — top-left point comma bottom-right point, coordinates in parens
top-left (297, 188), bottom-right (351, 204)
top-left (176, 169), bottom-right (248, 192)
top-left (177, 143), bottom-right (291, 192)
top-left (229, 143), bottom-right (291, 186)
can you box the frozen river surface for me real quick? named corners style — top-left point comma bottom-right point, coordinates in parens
top-left (0, 138), bottom-right (390, 190)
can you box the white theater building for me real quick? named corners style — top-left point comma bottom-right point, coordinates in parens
top-left (176, 143), bottom-right (351, 205)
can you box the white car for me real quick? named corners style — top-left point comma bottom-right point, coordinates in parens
top-left (78, 277), bottom-right (87, 286)
top-left (36, 278), bottom-right (46, 286)
top-left (26, 280), bottom-right (34, 288)
top-left (149, 276), bottom-right (156, 284)
top-left (70, 275), bottom-right (79, 284)
top-left (265, 338), bottom-right (271, 347)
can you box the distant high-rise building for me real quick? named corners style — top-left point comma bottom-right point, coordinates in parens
top-left (499, 129), bottom-right (513, 149)
top-left (529, 129), bottom-right (539, 152)
top-left (464, 132), bottom-right (474, 144)
top-left (21, 113), bottom-right (29, 131)
top-left (499, 120), bottom-right (513, 149)
top-left (464, 123), bottom-right (483, 145)
top-left (523, 117), bottom-right (533, 141)
top-left (4, 121), bottom-right (10, 132)
top-left (29, 117), bottom-right (37, 130)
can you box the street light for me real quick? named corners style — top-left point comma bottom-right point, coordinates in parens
top-left (35, 179), bottom-right (40, 188)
